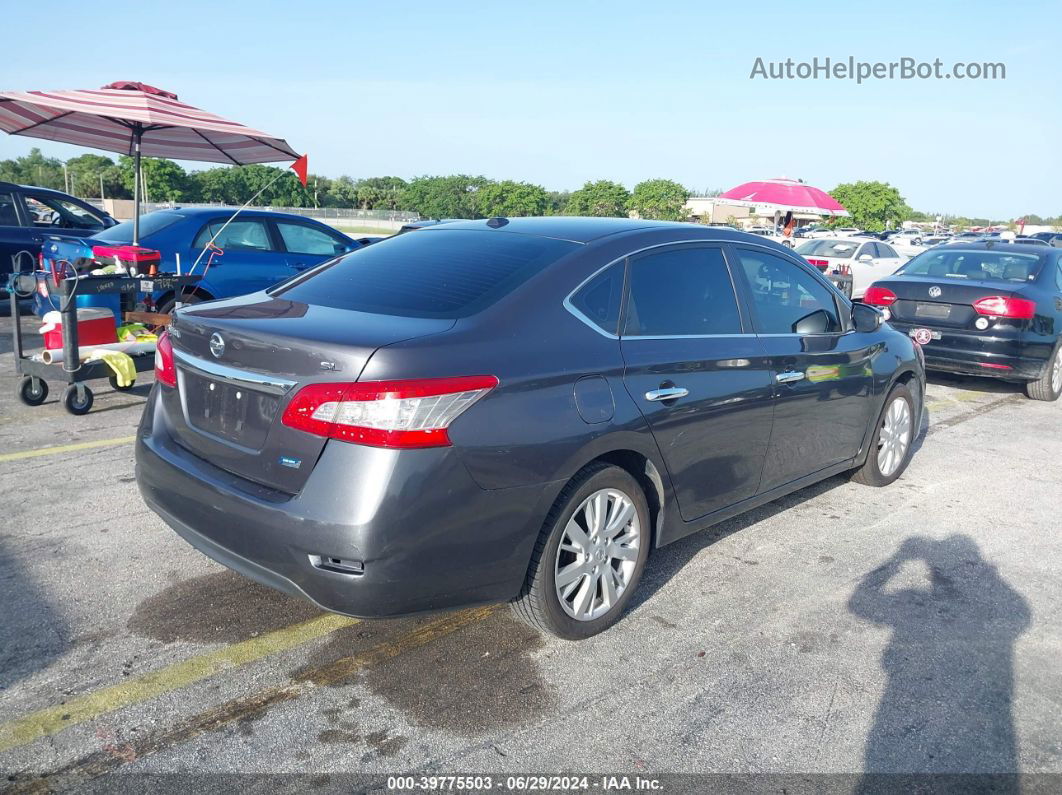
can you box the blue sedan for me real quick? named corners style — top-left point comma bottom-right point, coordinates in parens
top-left (40, 207), bottom-right (364, 314)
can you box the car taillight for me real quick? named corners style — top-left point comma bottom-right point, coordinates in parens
top-left (154, 330), bottom-right (177, 387)
top-left (807, 258), bottom-right (829, 269)
top-left (281, 375), bottom-right (499, 449)
top-left (863, 286), bottom-right (898, 306)
top-left (972, 296), bottom-right (1036, 319)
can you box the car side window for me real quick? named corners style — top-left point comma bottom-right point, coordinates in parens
top-left (569, 262), bottom-right (624, 335)
top-left (855, 243), bottom-right (872, 260)
top-left (879, 243), bottom-right (898, 258)
top-left (623, 246), bottom-right (742, 337)
top-left (737, 249), bottom-right (842, 335)
top-left (194, 220), bottom-right (273, 251)
top-left (0, 192), bottom-right (19, 227)
top-left (276, 222), bottom-right (350, 256)
top-left (23, 193), bottom-right (105, 230)
top-left (1055, 256), bottom-right (1062, 292)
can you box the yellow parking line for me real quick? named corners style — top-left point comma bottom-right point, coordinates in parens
top-left (0, 436), bottom-right (137, 463)
top-left (12, 606), bottom-right (498, 792)
top-left (0, 612), bottom-right (357, 754)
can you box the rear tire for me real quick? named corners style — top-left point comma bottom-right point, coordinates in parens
top-left (157, 291), bottom-right (204, 316)
top-left (1024, 346), bottom-right (1062, 402)
top-left (853, 383), bottom-right (916, 487)
top-left (511, 463), bottom-right (650, 640)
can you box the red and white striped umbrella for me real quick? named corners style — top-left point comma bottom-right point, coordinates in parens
top-left (0, 81), bottom-right (301, 241)
top-left (0, 81), bottom-right (298, 164)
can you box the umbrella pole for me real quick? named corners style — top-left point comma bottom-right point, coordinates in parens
top-left (132, 124), bottom-right (142, 245)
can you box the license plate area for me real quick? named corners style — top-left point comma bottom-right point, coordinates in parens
top-left (915, 302), bottom-right (952, 321)
top-left (182, 371), bottom-right (279, 448)
top-left (909, 328), bottom-right (942, 343)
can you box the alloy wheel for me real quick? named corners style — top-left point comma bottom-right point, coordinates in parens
top-left (877, 397), bottom-right (912, 478)
top-left (554, 488), bottom-right (641, 621)
top-left (1052, 350), bottom-right (1062, 395)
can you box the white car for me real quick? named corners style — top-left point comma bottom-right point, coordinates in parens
top-left (746, 227), bottom-right (795, 248)
top-left (891, 229), bottom-right (924, 246)
top-left (794, 237), bottom-right (906, 298)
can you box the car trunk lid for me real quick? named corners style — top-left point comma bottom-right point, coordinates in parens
top-left (161, 295), bottom-right (455, 493)
top-left (873, 276), bottom-right (1033, 330)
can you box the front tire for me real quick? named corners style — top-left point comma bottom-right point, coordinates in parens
top-left (1024, 346), bottom-right (1062, 401)
top-left (511, 463), bottom-right (650, 640)
top-left (852, 383), bottom-right (916, 487)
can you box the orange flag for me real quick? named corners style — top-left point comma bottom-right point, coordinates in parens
top-left (290, 154), bottom-right (308, 187)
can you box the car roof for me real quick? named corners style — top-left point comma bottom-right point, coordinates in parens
top-left (417, 216), bottom-right (703, 244)
top-left (0, 180), bottom-right (89, 201)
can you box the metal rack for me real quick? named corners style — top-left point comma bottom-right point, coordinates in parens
top-left (10, 272), bottom-right (200, 415)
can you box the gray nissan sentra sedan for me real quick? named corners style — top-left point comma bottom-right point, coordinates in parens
top-left (137, 217), bottom-right (925, 639)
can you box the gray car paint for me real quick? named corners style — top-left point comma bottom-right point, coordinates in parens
top-left (137, 218), bottom-right (925, 618)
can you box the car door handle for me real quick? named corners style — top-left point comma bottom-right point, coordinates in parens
top-left (645, 387), bottom-right (689, 402)
top-left (776, 370), bottom-right (806, 383)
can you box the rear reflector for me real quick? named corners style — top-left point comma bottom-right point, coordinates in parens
top-left (863, 286), bottom-right (898, 306)
top-left (972, 295), bottom-right (1036, 319)
top-left (154, 330), bottom-right (177, 387)
top-left (979, 362), bottom-right (1013, 370)
top-left (281, 375), bottom-right (499, 449)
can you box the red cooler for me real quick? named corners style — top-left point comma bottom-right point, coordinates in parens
top-left (40, 309), bottom-right (117, 351)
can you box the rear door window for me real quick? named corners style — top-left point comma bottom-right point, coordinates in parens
top-left (569, 262), bottom-right (624, 335)
top-left (623, 246), bottom-right (742, 337)
top-left (275, 221), bottom-right (351, 256)
top-left (194, 220), bottom-right (274, 251)
top-left (736, 249), bottom-right (842, 334)
top-left (276, 229), bottom-right (579, 318)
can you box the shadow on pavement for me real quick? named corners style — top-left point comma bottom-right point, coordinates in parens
top-left (927, 371), bottom-right (1026, 396)
top-left (849, 535), bottom-right (1030, 787)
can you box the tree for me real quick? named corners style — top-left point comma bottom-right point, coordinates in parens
top-left (545, 190), bottom-right (570, 215)
top-left (0, 148), bottom-right (65, 190)
top-left (564, 180), bottom-right (630, 217)
top-left (628, 179), bottom-right (690, 221)
top-left (118, 156), bottom-right (189, 202)
top-left (354, 176), bottom-right (407, 210)
top-left (65, 154), bottom-right (127, 198)
top-left (398, 175), bottom-right (491, 219)
top-left (476, 180), bottom-right (548, 217)
top-left (828, 181), bottom-right (911, 232)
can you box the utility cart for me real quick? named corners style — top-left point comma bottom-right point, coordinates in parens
top-left (10, 272), bottom-right (200, 415)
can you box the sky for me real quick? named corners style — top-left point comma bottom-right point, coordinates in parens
top-left (2, 0), bottom-right (1059, 219)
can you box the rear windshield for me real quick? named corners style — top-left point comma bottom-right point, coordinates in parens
top-left (896, 248), bottom-right (1043, 283)
top-left (795, 239), bottom-right (860, 258)
top-left (93, 211), bottom-right (184, 242)
top-left (274, 229), bottom-right (580, 318)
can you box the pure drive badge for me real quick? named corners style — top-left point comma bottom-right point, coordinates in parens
top-left (279, 456), bottom-right (302, 469)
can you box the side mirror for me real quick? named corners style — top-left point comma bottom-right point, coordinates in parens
top-left (857, 253), bottom-right (874, 262)
top-left (852, 301), bottom-right (884, 332)
top-left (792, 308), bottom-right (832, 335)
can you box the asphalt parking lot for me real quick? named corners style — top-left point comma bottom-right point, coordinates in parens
top-left (1, 310), bottom-right (1060, 792)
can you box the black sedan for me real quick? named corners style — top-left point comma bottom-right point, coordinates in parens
top-left (138, 218), bottom-right (925, 639)
top-left (863, 242), bottom-right (1062, 400)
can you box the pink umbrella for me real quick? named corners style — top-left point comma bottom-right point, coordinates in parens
top-left (719, 177), bottom-right (848, 218)
top-left (0, 81), bottom-right (300, 243)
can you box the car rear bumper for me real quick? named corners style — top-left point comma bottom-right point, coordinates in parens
top-left (888, 322), bottom-right (1049, 381)
top-left (136, 389), bottom-right (559, 618)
